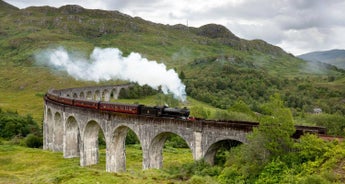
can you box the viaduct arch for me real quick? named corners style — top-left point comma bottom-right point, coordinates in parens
top-left (43, 84), bottom-right (327, 173)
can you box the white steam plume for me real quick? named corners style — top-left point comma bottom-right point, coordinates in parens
top-left (35, 47), bottom-right (187, 101)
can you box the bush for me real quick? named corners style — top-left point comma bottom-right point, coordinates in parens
top-left (165, 134), bottom-right (188, 148)
top-left (25, 134), bottom-right (43, 148)
top-left (299, 174), bottom-right (330, 184)
top-left (306, 113), bottom-right (345, 136)
top-left (294, 134), bottom-right (329, 163)
top-left (9, 135), bottom-right (26, 146)
top-left (187, 175), bottom-right (218, 184)
top-left (217, 167), bottom-right (245, 184)
top-left (0, 109), bottom-right (41, 139)
top-left (165, 160), bottom-right (219, 180)
top-left (118, 84), bottom-right (158, 99)
top-left (255, 158), bottom-right (288, 184)
top-left (125, 129), bottom-right (139, 145)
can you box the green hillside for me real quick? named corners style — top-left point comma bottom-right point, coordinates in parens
top-left (0, 1), bottom-right (344, 123)
top-left (298, 49), bottom-right (345, 70)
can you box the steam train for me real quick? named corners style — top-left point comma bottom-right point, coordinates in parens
top-left (45, 92), bottom-right (190, 119)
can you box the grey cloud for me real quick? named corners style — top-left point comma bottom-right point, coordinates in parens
top-left (102, 0), bottom-right (162, 10)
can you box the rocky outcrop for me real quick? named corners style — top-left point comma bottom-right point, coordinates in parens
top-left (197, 24), bottom-right (239, 40)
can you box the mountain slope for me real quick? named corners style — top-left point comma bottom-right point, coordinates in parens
top-left (0, 2), bottom-right (344, 121)
top-left (0, 3), bottom-right (337, 77)
top-left (298, 49), bottom-right (345, 69)
top-left (0, 0), bottom-right (19, 12)
top-left (0, 3), bottom-right (287, 64)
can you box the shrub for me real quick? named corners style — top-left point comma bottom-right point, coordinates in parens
top-left (187, 175), bottom-right (218, 184)
top-left (25, 134), bottom-right (43, 148)
top-left (165, 134), bottom-right (188, 148)
top-left (307, 113), bottom-right (345, 136)
top-left (0, 109), bottom-right (40, 139)
top-left (125, 129), bottom-right (139, 145)
top-left (217, 167), bottom-right (245, 184)
top-left (165, 160), bottom-right (218, 180)
top-left (255, 158), bottom-right (288, 184)
top-left (299, 174), bottom-right (330, 184)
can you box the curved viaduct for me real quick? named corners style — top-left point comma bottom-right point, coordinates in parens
top-left (43, 84), bottom-right (326, 173)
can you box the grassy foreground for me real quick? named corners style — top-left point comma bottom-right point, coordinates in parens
top-left (0, 144), bottom-right (194, 184)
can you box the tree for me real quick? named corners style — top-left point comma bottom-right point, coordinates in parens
top-left (0, 110), bottom-right (40, 139)
top-left (224, 94), bottom-right (296, 177)
top-left (256, 93), bottom-right (295, 158)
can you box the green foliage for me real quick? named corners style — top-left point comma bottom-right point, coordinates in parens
top-left (255, 158), bottom-right (288, 184)
top-left (306, 113), bottom-right (345, 136)
top-left (213, 140), bottom-right (242, 167)
top-left (210, 100), bottom-right (258, 121)
top-left (294, 134), bottom-right (329, 162)
top-left (98, 131), bottom-right (106, 148)
top-left (187, 175), bottom-right (218, 184)
top-left (165, 134), bottom-right (188, 148)
top-left (125, 129), bottom-right (140, 145)
top-left (179, 70), bottom-right (186, 80)
top-left (218, 94), bottom-right (297, 182)
top-left (0, 109), bottom-right (40, 139)
top-left (190, 106), bottom-right (210, 119)
top-left (25, 134), bottom-right (43, 148)
top-left (166, 159), bottom-right (222, 180)
top-left (212, 110), bottom-right (257, 121)
top-left (246, 94), bottom-right (295, 163)
top-left (154, 93), bottom-right (179, 107)
top-left (229, 100), bottom-right (256, 116)
top-left (185, 54), bottom-right (345, 115)
top-left (219, 133), bottom-right (345, 183)
top-left (299, 174), bottom-right (330, 184)
top-left (218, 167), bottom-right (246, 184)
top-left (118, 84), bottom-right (159, 99)
top-left (257, 94), bottom-right (295, 158)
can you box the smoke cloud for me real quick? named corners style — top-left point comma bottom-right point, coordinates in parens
top-left (35, 47), bottom-right (187, 101)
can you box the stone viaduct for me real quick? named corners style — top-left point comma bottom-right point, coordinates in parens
top-left (43, 84), bottom-right (326, 173)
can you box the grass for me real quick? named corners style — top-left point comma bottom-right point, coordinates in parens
top-left (0, 63), bottom-right (125, 123)
top-left (0, 144), bottom-right (194, 184)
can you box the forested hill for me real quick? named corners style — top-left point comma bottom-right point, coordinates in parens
top-left (0, 0), bottom-right (344, 116)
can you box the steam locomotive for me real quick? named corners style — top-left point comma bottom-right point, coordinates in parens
top-left (45, 92), bottom-right (190, 119)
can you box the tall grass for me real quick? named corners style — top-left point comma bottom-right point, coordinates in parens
top-left (0, 144), bottom-right (194, 184)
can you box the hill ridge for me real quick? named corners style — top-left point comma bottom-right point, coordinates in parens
top-left (0, 0), bottom-right (19, 13)
top-left (298, 49), bottom-right (345, 69)
top-left (1, 1), bottom-right (288, 58)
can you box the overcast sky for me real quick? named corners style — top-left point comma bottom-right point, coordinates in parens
top-left (4, 0), bottom-right (345, 55)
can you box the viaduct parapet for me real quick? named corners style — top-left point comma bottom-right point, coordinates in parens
top-left (43, 84), bottom-right (326, 172)
top-left (56, 84), bottom-right (131, 101)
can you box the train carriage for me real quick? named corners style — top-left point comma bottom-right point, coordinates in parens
top-left (74, 99), bottom-right (99, 110)
top-left (58, 96), bottom-right (74, 106)
top-left (99, 102), bottom-right (139, 114)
